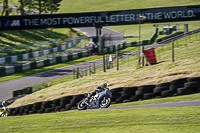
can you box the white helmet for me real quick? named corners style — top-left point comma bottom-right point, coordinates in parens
top-left (2, 101), bottom-right (7, 107)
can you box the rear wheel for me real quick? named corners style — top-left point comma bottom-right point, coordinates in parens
top-left (77, 99), bottom-right (87, 110)
top-left (100, 97), bottom-right (111, 108)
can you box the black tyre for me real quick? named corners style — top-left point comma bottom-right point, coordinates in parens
top-left (33, 102), bottom-right (42, 109)
top-left (52, 99), bottom-right (60, 106)
top-left (100, 97), bottom-right (111, 108)
top-left (45, 108), bottom-right (53, 113)
top-left (111, 87), bottom-right (123, 94)
top-left (115, 96), bottom-right (126, 103)
top-left (143, 93), bottom-right (156, 99)
top-left (184, 82), bottom-right (199, 88)
top-left (161, 90), bottom-right (174, 97)
top-left (26, 104), bottom-right (33, 110)
top-left (153, 87), bottom-right (169, 93)
top-left (42, 101), bottom-right (52, 107)
top-left (138, 85), bottom-right (155, 91)
top-left (65, 104), bottom-right (72, 110)
top-left (187, 77), bottom-right (200, 82)
top-left (121, 92), bottom-right (133, 97)
top-left (12, 111), bottom-right (18, 116)
top-left (129, 95), bottom-right (142, 101)
top-left (177, 87), bottom-right (191, 95)
top-left (156, 82), bottom-right (170, 87)
top-left (60, 96), bottom-right (73, 103)
top-left (122, 99), bottom-right (131, 103)
top-left (122, 87), bottom-right (137, 93)
top-left (77, 99), bottom-right (87, 110)
top-left (169, 84), bottom-right (184, 91)
top-left (55, 106), bottom-right (62, 112)
top-left (171, 78), bottom-right (187, 85)
top-left (37, 108), bottom-right (45, 114)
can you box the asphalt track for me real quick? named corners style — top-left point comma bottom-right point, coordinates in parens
top-left (80, 100), bottom-right (200, 112)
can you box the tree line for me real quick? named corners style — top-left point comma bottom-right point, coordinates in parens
top-left (0, 0), bottom-right (63, 16)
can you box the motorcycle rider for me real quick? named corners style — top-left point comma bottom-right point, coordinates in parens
top-left (101, 83), bottom-right (108, 90)
top-left (0, 101), bottom-right (10, 117)
top-left (89, 83), bottom-right (108, 97)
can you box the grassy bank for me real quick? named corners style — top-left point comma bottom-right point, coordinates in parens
top-left (0, 106), bottom-right (199, 133)
top-left (10, 38), bottom-right (200, 107)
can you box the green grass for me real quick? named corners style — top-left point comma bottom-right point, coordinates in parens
top-left (58, 0), bottom-right (200, 13)
top-left (0, 106), bottom-right (200, 133)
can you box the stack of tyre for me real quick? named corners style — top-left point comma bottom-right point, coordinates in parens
top-left (9, 77), bottom-right (200, 116)
top-left (111, 87), bottom-right (139, 104)
top-left (10, 94), bottom-right (85, 116)
top-left (110, 77), bottom-right (200, 104)
top-left (178, 77), bottom-right (200, 95)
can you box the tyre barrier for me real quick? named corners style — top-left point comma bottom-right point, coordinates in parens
top-left (9, 77), bottom-right (200, 116)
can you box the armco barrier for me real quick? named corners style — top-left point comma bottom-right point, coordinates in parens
top-left (56, 56), bottom-right (62, 63)
top-left (72, 53), bottom-right (78, 60)
top-left (0, 37), bottom-right (81, 64)
top-left (14, 64), bottom-right (23, 73)
top-left (43, 59), bottom-right (50, 67)
top-left (9, 76), bottom-right (200, 116)
top-left (0, 67), bottom-right (6, 77)
top-left (5, 66), bottom-right (15, 75)
top-left (61, 56), bottom-right (68, 62)
top-left (49, 58), bottom-right (56, 65)
top-left (36, 60), bottom-right (44, 68)
top-left (30, 62), bottom-right (37, 70)
top-left (22, 63), bottom-right (31, 71)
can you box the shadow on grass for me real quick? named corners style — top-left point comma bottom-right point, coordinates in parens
top-left (0, 29), bottom-right (68, 47)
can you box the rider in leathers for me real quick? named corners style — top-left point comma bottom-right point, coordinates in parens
top-left (0, 101), bottom-right (10, 117)
top-left (89, 83), bottom-right (108, 97)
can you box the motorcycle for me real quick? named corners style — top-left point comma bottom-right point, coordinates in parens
top-left (77, 88), bottom-right (112, 110)
top-left (0, 107), bottom-right (10, 117)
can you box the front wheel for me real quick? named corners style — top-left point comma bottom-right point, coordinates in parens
top-left (0, 112), bottom-right (8, 117)
top-left (77, 99), bottom-right (87, 110)
top-left (100, 97), bottom-right (111, 108)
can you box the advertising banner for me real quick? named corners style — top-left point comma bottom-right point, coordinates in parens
top-left (0, 5), bottom-right (199, 30)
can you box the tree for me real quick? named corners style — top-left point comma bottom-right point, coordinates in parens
top-left (46, 0), bottom-right (62, 14)
top-left (34, 0), bottom-right (48, 14)
top-left (1, 0), bottom-right (9, 16)
top-left (17, 0), bottom-right (35, 15)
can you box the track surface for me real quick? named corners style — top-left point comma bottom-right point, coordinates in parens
top-left (80, 100), bottom-right (200, 112)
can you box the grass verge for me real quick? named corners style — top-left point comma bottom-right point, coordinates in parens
top-left (0, 106), bottom-right (200, 133)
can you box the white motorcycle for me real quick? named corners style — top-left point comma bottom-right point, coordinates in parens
top-left (77, 88), bottom-right (112, 110)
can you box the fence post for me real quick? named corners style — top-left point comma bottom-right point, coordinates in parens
top-left (93, 62), bottom-right (96, 74)
top-left (73, 68), bottom-right (75, 79)
top-left (116, 50), bottom-right (119, 71)
top-left (76, 67), bottom-right (79, 79)
top-left (103, 49), bottom-right (106, 72)
top-left (89, 65), bottom-right (91, 75)
top-left (172, 41), bottom-right (174, 62)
